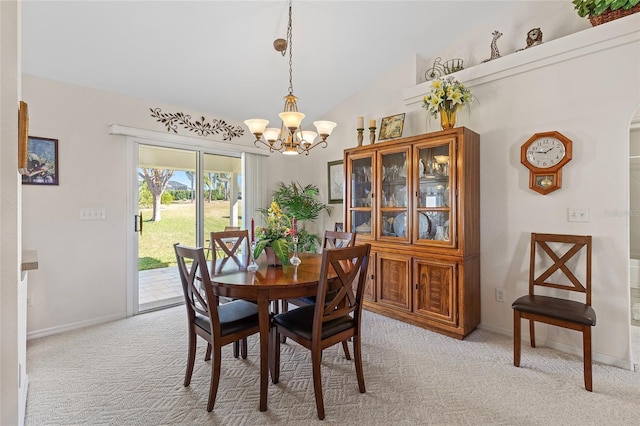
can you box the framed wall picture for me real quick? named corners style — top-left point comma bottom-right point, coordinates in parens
top-left (18, 101), bottom-right (29, 175)
top-left (327, 160), bottom-right (344, 204)
top-left (378, 113), bottom-right (405, 141)
top-left (22, 136), bottom-right (59, 185)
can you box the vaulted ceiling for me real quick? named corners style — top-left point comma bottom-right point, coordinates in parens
top-left (22, 1), bottom-right (507, 125)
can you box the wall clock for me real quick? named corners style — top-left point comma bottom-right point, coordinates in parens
top-left (520, 131), bottom-right (572, 195)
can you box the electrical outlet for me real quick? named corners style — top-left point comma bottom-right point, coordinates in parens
top-left (27, 293), bottom-right (33, 307)
top-left (495, 288), bottom-right (505, 303)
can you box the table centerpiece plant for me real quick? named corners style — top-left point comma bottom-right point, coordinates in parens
top-left (421, 76), bottom-right (473, 130)
top-left (253, 201), bottom-right (294, 266)
top-left (253, 182), bottom-right (332, 265)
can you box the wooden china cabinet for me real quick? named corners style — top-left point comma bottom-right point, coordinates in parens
top-left (344, 127), bottom-right (480, 339)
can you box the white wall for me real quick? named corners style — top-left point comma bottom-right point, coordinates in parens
top-left (630, 127), bottom-right (640, 258)
top-left (21, 75), bottom-right (257, 335)
top-left (265, 8), bottom-right (640, 368)
top-left (0, 1), bottom-right (22, 424)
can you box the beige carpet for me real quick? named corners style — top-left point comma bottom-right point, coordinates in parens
top-left (26, 306), bottom-right (640, 425)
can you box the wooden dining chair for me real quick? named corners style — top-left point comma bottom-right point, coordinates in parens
top-left (281, 230), bottom-right (357, 358)
top-left (210, 229), bottom-right (251, 358)
top-left (209, 230), bottom-right (250, 276)
top-left (174, 243), bottom-right (260, 412)
top-left (512, 233), bottom-right (596, 391)
top-left (270, 243), bottom-right (371, 420)
top-left (204, 226), bottom-right (241, 260)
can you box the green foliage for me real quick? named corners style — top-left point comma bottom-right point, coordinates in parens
top-left (259, 182), bottom-right (332, 254)
top-left (167, 190), bottom-right (193, 201)
top-left (139, 181), bottom-right (153, 208)
top-left (253, 201), bottom-right (293, 265)
top-left (271, 181), bottom-right (332, 221)
top-left (573, 0), bottom-right (640, 17)
top-left (161, 191), bottom-right (173, 205)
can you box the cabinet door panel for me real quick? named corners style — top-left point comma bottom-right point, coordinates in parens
top-left (377, 253), bottom-right (411, 311)
top-left (346, 153), bottom-right (375, 239)
top-left (354, 252), bottom-right (377, 302)
top-left (413, 138), bottom-right (457, 249)
top-left (413, 258), bottom-right (457, 326)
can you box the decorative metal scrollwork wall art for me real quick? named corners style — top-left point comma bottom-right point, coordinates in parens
top-left (150, 108), bottom-right (245, 141)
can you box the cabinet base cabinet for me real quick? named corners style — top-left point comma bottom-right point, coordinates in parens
top-left (363, 253), bottom-right (479, 339)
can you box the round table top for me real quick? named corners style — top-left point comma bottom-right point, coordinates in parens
top-left (211, 252), bottom-right (325, 289)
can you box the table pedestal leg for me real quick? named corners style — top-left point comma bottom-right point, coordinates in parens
top-left (258, 292), bottom-right (270, 412)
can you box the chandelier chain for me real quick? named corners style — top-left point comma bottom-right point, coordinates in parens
top-left (287, 0), bottom-right (293, 95)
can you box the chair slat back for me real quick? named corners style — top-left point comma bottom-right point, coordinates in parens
top-left (323, 230), bottom-right (356, 250)
top-left (313, 244), bottom-right (371, 339)
top-left (210, 230), bottom-right (250, 275)
top-left (174, 243), bottom-right (222, 330)
top-left (529, 233), bottom-right (592, 305)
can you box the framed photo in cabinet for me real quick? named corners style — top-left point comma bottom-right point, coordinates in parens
top-left (328, 159), bottom-right (344, 204)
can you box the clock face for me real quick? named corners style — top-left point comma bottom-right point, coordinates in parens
top-left (526, 137), bottom-right (566, 169)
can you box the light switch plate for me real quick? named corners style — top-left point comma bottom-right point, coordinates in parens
top-left (80, 208), bottom-right (106, 220)
top-left (568, 207), bottom-right (589, 222)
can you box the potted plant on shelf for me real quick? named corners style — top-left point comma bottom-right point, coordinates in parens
top-left (572, 0), bottom-right (640, 26)
top-left (253, 201), bottom-right (294, 266)
top-left (422, 76), bottom-right (473, 130)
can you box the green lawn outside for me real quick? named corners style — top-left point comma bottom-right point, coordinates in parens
top-left (138, 200), bottom-right (243, 270)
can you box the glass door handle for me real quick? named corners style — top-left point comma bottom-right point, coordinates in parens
top-left (134, 212), bottom-right (143, 235)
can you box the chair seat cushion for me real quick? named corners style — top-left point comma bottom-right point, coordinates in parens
top-left (194, 299), bottom-right (259, 337)
top-left (512, 295), bottom-right (596, 326)
top-left (273, 305), bottom-right (354, 340)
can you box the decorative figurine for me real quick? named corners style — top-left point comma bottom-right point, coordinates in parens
top-left (482, 30), bottom-right (503, 63)
top-left (516, 28), bottom-right (543, 52)
top-left (425, 57), bottom-right (464, 81)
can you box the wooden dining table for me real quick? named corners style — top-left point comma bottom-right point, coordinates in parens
top-left (210, 252), bottom-right (326, 412)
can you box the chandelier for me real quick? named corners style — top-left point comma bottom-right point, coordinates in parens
top-left (244, 0), bottom-right (336, 156)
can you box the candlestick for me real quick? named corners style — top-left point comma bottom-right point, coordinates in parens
top-left (251, 218), bottom-right (255, 243)
top-left (292, 216), bottom-right (297, 236)
top-left (357, 128), bottom-right (364, 146)
top-left (369, 119), bottom-right (376, 128)
top-left (357, 116), bottom-right (364, 129)
top-left (369, 126), bottom-right (376, 145)
top-left (247, 240), bottom-right (259, 272)
top-left (290, 235), bottom-right (301, 266)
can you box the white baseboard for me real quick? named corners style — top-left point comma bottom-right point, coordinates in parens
top-left (477, 323), bottom-right (634, 371)
top-left (27, 313), bottom-right (125, 340)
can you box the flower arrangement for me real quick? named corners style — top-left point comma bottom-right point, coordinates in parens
top-left (421, 76), bottom-right (473, 119)
top-left (253, 201), bottom-right (294, 265)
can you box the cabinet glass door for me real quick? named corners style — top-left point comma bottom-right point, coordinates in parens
top-left (347, 154), bottom-right (374, 237)
top-left (414, 139), bottom-right (455, 246)
top-left (378, 147), bottom-right (410, 242)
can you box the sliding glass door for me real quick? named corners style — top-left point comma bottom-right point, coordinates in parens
top-left (133, 143), bottom-right (243, 313)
